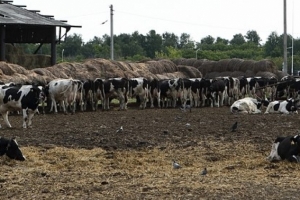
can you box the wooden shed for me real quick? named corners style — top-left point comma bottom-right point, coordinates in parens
top-left (0, 0), bottom-right (81, 65)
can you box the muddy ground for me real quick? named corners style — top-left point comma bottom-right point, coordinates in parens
top-left (0, 104), bottom-right (300, 199)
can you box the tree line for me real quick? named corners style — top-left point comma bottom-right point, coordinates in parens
top-left (19, 30), bottom-right (300, 74)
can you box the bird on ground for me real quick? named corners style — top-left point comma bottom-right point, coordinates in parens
top-left (231, 121), bottom-right (238, 132)
top-left (201, 168), bottom-right (207, 175)
top-left (180, 105), bottom-right (191, 112)
top-left (116, 126), bottom-right (123, 133)
top-left (172, 160), bottom-right (181, 169)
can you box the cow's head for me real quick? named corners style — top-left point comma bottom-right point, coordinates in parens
top-left (257, 98), bottom-right (270, 109)
top-left (4, 138), bottom-right (25, 161)
top-left (286, 98), bottom-right (299, 112)
top-left (290, 134), bottom-right (300, 146)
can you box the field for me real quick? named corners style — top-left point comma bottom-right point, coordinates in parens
top-left (0, 104), bottom-right (300, 199)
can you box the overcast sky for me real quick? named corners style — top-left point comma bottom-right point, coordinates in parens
top-left (14, 0), bottom-right (299, 44)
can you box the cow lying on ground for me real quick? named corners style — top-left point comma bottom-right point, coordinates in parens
top-left (230, 97), bottom-right (269, 114)
top-left (267, 134), bottom-right (300, 162)
top-left (264, 98), bottom-right (299, 114)
top-left (0, 137), bottom-right (25, 161)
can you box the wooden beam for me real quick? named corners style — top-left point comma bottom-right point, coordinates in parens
top-left (0, 0), bottom-right (13, 3)
top-left (41, 15), bottom-right (54, 18)
top-left (14, 5), bottom-right (27, 7)
top-left (28, 10), bottom-right (40, 13)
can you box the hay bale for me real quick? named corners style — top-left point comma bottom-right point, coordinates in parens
top-left (230, 71), bottom-right (245, 77)
top-left (205, 72), bottom-right (221, 79)
top-left (177, 65), bottom-right (202, 78)
top-left (253, 60), bottom-right (277, 74)
top-left (245, 70), bottom-right (255, 77)
top-left (240, 60), bottom-right (255, 72)
top-left (0, 62), bottom-right (17, 75)
top-left (255, 71), bottom-right (277, 78)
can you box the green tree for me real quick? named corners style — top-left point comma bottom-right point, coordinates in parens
top-left (244, 30), bottom-right (261, 45)
top-left (264, 32), bottom-right (281, 57)
top-left (178, 33), bottom-right (194, 49)
top-left (162, 32), bottom-right (178, 48)
top-left (201, 35), bottom-right (215, 45)
top-left (230, 33), bottom-right (246, 45)
top-left (61, 33), bottom-right (83, 57)
top-left (144, 30), bottom-right (162, 58)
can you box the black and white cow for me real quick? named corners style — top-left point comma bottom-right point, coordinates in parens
top-left (267, 134), bottom-right (300, 162)
top-left (230, 97), bottom-right (268, 114)
top-left (181, 78), bottom-right (192, 108)
top-left (189, 78), bottom-right (203, 107)
top-left (0, 137), bottom-right (26, 161)
top-left (72, 79), bottom-right (84, 112)
top-left (157, 78), bottom-right (183, 108)
top-left (148, 78), bottom-right (159, 108)
top-left (129, 77), bottom-right (149, 109)
top-left (47, 78), bottom-right (79, 114)
top-left (82, 79), bottom-right (95, 111)
top-left (221, 77), bottom-right (240, 106)
top-left (208, 79), bottom-right (226, 107)
top-left (238, 76), bottom-right (249, 98)
top-left (0, 84), bottom-right (42, 128)
top-left (264, 98), bottom-right (299, 114)
top-left (94, 77), bottom-right (129, 110)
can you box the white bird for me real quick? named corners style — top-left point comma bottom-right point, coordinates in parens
top-left (172, 160), bottom-right (181, 169)
top-left (116, 126), bottom-right (123, 133)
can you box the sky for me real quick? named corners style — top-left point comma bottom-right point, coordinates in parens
top-left (13, 0), bottom-right (300, 45)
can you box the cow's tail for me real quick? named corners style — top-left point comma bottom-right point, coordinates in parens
top-left (60, 79), bottom-right (73, 95)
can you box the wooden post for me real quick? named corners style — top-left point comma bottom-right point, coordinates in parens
top-left (50, 26), bottom-right (56, 65)
top-left (0, 25), bottom-right (5, 61)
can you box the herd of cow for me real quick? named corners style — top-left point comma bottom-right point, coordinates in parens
top-left (1, 75), bottom-right (300, 162)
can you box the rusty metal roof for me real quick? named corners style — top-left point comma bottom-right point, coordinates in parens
top-left (0, 3), bottom-right (81, 28)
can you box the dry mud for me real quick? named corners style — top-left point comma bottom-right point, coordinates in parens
top-left (0, 104), bottom-right (299, 199)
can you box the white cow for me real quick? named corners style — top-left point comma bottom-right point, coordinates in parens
top-left (230, 97), bottom-right (263, 114)
top-left (264, 98), bottom-right (298, 114)
top-left (47, 78), bottom-right (79, 114)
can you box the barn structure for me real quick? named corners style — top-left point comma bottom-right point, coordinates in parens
top-left (0, 0), bottom-right (81, 66)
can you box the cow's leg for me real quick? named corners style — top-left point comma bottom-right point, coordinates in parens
top-left (26, 109), bottom-right (36, 128)
top-left (61, 100), bottom-right (67, 114)
top-left (22, 109), bottom-right (28, 128)
top-left (72, 101), bottom-right (76, 114)
top-left (149, 93), bottom-right (154, 108)
top-left (2, 111), bottom-right (12, 128)
top-left (119, 96), bottom-right (125, 110)
top-left (157, 92), bottom-right (161, 108)
top-left (172, 95), bottom-right (177, 108)
top-left (53, 99), bottom-right (59, 114)
top-left (220, 92), bottom-right (224, 107)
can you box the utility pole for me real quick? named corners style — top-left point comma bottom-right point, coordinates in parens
top-left (283, 0), bottom-right (288, 74)
top-left (110, 4), bottom-right (114, 60)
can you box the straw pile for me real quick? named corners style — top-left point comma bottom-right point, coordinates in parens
top-left (174, 58), bottom-right (285, 79)
top-left (0, 58), bottom-right (203, 85)
top-left (0, 57), bottom-right (286, 85)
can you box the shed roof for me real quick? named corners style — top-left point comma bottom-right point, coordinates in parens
top-left (0, 2), bottom-right (81, 28)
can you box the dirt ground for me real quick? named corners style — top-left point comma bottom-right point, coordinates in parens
top-left (0, 104), bottom-right (300, 199)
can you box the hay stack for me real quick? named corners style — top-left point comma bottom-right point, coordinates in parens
top-left (0, 57), bottom-right (279, 84)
